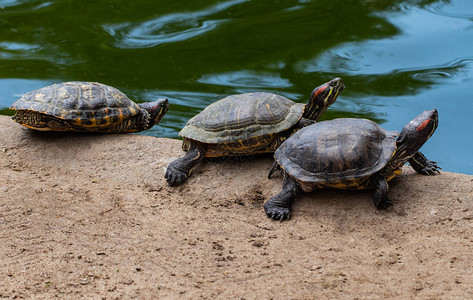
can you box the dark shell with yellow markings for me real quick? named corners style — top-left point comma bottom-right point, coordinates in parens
top-left (179, 92), bottom-right (305, 156)
top-left (275, 118), bottom-right (399, 192)
top-left (10, 81), bottom-right (142, 130)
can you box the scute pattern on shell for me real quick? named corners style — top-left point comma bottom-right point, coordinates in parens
top-left (275, 118), bottom-right (398, 188)
top-left (179, 92), bottom-right (305, 144)
top-left (10, 82), bottom-right (141, 127)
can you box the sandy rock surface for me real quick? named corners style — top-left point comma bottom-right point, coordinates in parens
top-left (1, 115), bottom-right (472, 299)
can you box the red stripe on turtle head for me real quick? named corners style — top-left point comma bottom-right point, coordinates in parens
top-left (312, 84), bottom-right (328, 98)
top-left (416, 118), bottom-right (431, 132)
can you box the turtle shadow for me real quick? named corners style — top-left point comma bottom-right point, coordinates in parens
top-left (25, 129), bottom-right (108, 140)
top-left (292, 175), bottom-right (407, 217)
top-left (18, 129), bottom-right (129, 157)
top-left (22, 129), bottom-right (129, 144)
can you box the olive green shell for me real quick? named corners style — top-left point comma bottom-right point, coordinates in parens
top-left (180, 92), bottom-right (304, 144)
top-left (275, 118), bottom-right (398, 191)
top-left (10, 81), bottom-right (142, 129)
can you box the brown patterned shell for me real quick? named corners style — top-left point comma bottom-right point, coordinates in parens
top-left (10, 81), bottom-right (141, 128)
top-left (179, 92), bottom-right (304, 144)
top-left (274, 118), bottom-right (398, 191)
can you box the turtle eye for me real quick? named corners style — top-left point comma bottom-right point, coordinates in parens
top-left (329, 81), bottom-right (337, 87)
top-left (416, 118), bottom-right (431, 132)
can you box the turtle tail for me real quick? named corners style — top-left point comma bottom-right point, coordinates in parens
top-left (268, 162), bottom-right (281, 179)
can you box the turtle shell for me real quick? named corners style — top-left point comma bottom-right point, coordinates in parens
top-left (10, 81), bottom-right (141, 129)
top-left (179, 92), bottom-right (304, 144)
top-left (275, 118), bottom-right (398, 191)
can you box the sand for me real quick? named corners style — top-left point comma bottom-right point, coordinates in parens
top-left (1, 115), bottom-right (472, 299)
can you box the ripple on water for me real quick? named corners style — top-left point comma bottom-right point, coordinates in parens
top-left (425, 0), bottom-right (473, 19)
top-left (0, 41), bottom-right (40, 52)
top-left (198, 70), bottom-right (293, 90)
top-left (411, 57), bottom-right (473, 83)
top-left (0, 41), bottom-right (82, 65)
top-left (0, 0), bottom-right (26, 9)
top-left (0, 0), bottom-right (53, 10)
top-left (104, 0), bottom-right (247, 49)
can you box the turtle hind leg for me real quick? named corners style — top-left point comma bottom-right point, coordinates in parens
top-left (372, 176), bottom-right (393, 209)
top-left (409, 151), bottom-right (441, 175)
top-left (165, 145), bottom-right (205, 186)
top-left (264, 174), bottom-right (300, 221)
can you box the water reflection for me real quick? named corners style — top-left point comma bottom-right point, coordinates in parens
top-left (297, 1), bottom-right (473, 99)
top-left (0, 0), bottom-right (472, 173)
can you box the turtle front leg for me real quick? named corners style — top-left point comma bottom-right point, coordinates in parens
top-left (165, 145), bottom-right (205, 186)
top-left (264, 175), bottom-right (300, 221)
top-left (409, 151), bottom-right (441, 175)
top-left (372, 176), bottom-right (393, 209)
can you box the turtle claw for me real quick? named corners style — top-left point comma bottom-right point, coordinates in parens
top-left (375, 196), bottom-right (394, 210)
top-left (416, 160), bottom-right (441, 175)
top-left (409, 153), bottom-right (442, 175)
top-left (278, 212), bottom-right (289, 222)
top-left (264, 203), bottom-right (291, 221)
top-left (164, 163), bottom-right (189, 186)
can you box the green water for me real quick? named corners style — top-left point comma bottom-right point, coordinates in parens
top-left (1, 0), bottom-right (472, 174)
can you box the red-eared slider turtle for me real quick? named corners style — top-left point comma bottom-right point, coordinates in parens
top-left (165, 77), bottom-right (345, 186)
top-left (10, 81), bottom-right (169, 133)
top-left (265, 109), bottom-right (440, 221)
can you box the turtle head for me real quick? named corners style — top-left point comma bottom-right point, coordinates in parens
top-left (140, 98), bottom-right (169, 130)
top-left (394, 109), bottom-right (438, 162)
top-left (302, 77), bottom-right (344, 121)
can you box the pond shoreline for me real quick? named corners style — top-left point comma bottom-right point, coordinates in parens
top-left (1, 115), bottom-right (472, 298)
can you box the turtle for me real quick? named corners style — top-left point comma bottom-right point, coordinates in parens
top-left (265, 109), bottom-right (440, 221)
top-left (10, 81), bottom-right (169, 133)
top-left (165, 77), bottom-right (345, 186)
